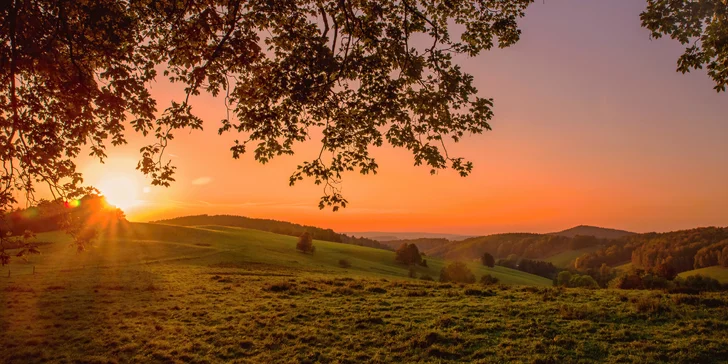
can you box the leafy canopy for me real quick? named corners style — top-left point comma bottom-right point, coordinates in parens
top-left (0, 0), bottom-right (533, 213)
top-left (641, 0), bottom-right (728, 92)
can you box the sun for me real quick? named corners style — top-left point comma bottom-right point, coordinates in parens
top-left (97, 174), bottom-right (142, 211)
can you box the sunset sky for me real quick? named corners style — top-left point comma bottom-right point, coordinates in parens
top-left (79, 1), bottom-right (727, 235)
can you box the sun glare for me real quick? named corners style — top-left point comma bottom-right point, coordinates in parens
top-left (97, 174), bottom-right (142, 211)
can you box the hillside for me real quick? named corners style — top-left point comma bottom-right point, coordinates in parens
top-left (154, 214), bottom-right (391, 251)
top-left (678, 266), bottom-right (728, 284)
top-left (425, 232), bottom-right (607, 263)
top-left (544, 246), bottom-right (601, 268)
top-left (574, 227), bottom-right (728, 273)
top-left (0, 222), bottom-right (552, 286)
top-left (551, 225), bottom-right (635, 239)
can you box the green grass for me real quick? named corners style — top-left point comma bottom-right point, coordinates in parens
top-left (544, 246), bottom-right (601, 268)
top-left (615, 262), bottom-right (633, 272)
top-left (3, 223), bottom-right (728, 362)
top-left (1, 222), bottom-right (551, 286)
top-left (2, 263), bottom-right (728, 363)
top-left (678, 266), bottom-right (728, 283)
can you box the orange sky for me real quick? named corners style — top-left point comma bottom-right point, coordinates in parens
top-left (79, 1), bottom-right (727, 235)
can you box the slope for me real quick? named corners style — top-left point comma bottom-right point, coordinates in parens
top-left (0, 222), bottom-right (552, 286)
top-left (678, 266), bottom-right (728, 283)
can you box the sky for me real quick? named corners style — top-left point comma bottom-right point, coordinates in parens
top-left (79, 1), bottom-right (727, 236)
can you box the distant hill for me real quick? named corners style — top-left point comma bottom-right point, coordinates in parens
top-left (346, 231), bottom-right (472, 241)
top-left (154, 215), bottom-right (391, 251)
top-left (551, 225), bottom-right (635, 239)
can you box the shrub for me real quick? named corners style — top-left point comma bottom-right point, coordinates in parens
top-left (296, 232), bottom-right (315, 254)
top-left (440, 262), bottom-right (476, 284)
top-left (568, 274), bottom-right (599, 289)
top-left (677, 274), bottom-right (723, 292)
top-left (556, 271), bottom-right (572, 287)
top-left (338, 259), bottom-right (351, 268)
top-left (408, 267), bottom-right (417, 278)
top-left (480, 274), bottom-right (499, 285)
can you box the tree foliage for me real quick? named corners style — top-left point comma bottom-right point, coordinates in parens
top-left (395, 242), bottom-right (422, 266)
top-left (480, 252), bottom-right (494, 267)
top-left (641, 0), bottom-right (728, 92)
top-left (296, 232), bottom-right (315, 254)
top-left (0, 0), bottom-right (533, 214)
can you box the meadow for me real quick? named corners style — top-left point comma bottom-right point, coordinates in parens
top-left (2, 223), bottom-right (728, 363)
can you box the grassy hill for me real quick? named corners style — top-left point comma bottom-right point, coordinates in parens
top-left (678, 266), bottom-right (728, 283)
top-left (154, 214), bottom-right (391, 250)
top-left (551, 225), bottom-right (635, 239)
top-left (544, 246), bottom-right (601, 268)
top-left (0, 222), bottom-right (551, 286)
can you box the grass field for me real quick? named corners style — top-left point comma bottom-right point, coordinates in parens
top-left (2, 223), bottom-right (728, 363)
top-left (544, 247), bottom-right (601, 268)
top-left (679, 266), bottom-right (728, 283)
top-left (0, 223), bottom-right (551, 286)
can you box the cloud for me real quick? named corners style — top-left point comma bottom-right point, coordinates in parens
top-left (191, 177), bottom-right (212, 185)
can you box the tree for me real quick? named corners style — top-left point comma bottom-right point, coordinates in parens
top-left (641, 0), bottom-right (728, 92)
top-left (296, 232), bottom-right (315, 254)
top-left (654, 262), bottom-right (677, 280)
top-left (395, 243), bottom-right (422, 266)
top-left (0, 0), bottom-right (533, 220)
top-left (439, 261), bottom-right (476, 284)
top-left (481, 252), bottom-right (495, 268)
top-left (556, 271), bottom-right (572, 287)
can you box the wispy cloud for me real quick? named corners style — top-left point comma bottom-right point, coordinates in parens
top-left (191, 177), bottom-right (212, 185)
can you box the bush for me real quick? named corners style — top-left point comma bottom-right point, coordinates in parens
top-left (568, 274), bottom-right (599, 289)
top-left (296, 232), bottom-right (315, 254)
top-left (677, 274), bottom-right (723, 292)
top-left (556, 271), bottom-right (572, 287)
top-left (480, 274), bottom-right (499, 285)
top-left (440, 262), bottom-right (476, 284)
top-left (338, 259), bottom-right (351, 268)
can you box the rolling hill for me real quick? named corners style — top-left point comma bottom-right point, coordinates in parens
top-left (550, 225), bottom-right (635, 239)
top-left (678, 266), bottom-right (728, 283)
top-left (154, 214), bottom-right (391, 250)
top-left (0, 222), bottom-right (552, 286)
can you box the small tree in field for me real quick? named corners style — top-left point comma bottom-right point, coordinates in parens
top-left (395, 243), bottom-right (422, 266)
top-left (296, 232), bottom-right (314, 254)
top-left (481, 252), bottom-right (495, 268)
